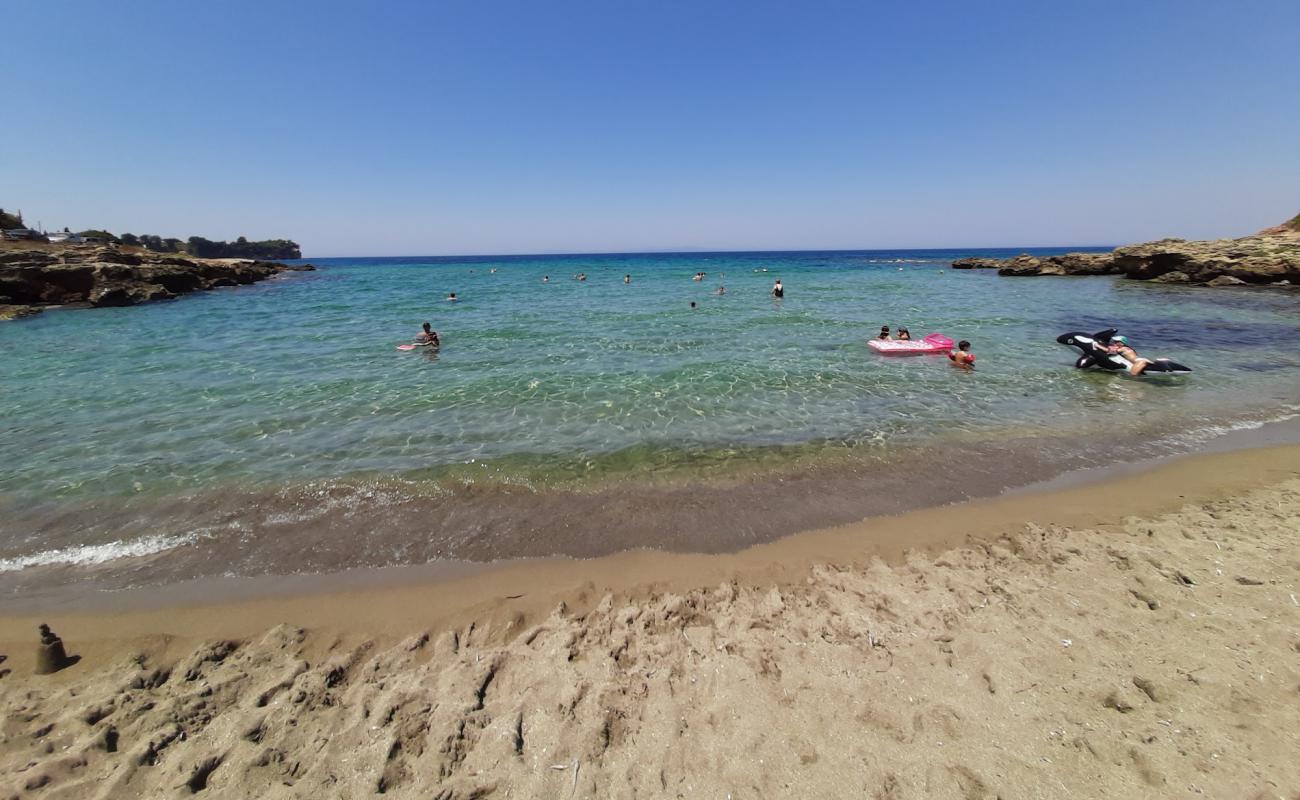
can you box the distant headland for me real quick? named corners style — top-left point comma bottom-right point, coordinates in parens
top-left (0, 207), bottom-right (312, 320)
top-left (1, 207), bottom-right (301, 260)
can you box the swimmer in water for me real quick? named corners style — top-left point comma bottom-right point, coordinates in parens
top-left (948, 340), bottom-right (975, 369)
top-left (447, 292), bottom-right (457, 302)
top-left (415, 322), bottom-right (440, 347)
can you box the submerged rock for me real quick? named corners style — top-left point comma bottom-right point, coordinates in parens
top-left (0, 244), bottom-right (314, 319)
top-left (951, 256), bottom-right (1004, 270)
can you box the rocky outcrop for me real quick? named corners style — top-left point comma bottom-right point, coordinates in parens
top-left (951, 256), bottom-right (1004, 270)
top-left (0, 244), bottom-right (313, 319)
top-left (1109, 232), bottom-right (1300, 285)
top-left (949, 214), bottom-right (1300, 287)
top-left (995, 252), bottom-right (1120, 277)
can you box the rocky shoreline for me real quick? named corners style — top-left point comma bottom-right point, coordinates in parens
top-left (953, 215), bottom-right (1300, 287)
top-left (0, 244), bottom-right (314, 320)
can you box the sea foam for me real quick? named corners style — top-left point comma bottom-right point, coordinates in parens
top-left (0, 532), bottom-right (197, 573)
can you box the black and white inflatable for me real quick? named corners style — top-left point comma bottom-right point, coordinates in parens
top-left (1056, 329), bottom-right (1191, 375)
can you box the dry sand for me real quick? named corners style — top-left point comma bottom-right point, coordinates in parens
top-left (1, 447), bottom-right (1298, 799)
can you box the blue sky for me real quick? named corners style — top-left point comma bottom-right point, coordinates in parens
top-left (4, 0), bottom-right (1298, 256)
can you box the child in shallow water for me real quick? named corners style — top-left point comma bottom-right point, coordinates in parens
top-left (948, 340), bottom-right (975, 368)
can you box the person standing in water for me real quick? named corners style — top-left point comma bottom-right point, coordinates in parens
top-left (624, 274), bottom-right (632, 284)
top-left (415, 322), bottom-right (440, 347)
top-left (948, 340), bottom-right (975, 368)
top-left (772, 279), bottom-right (784, 298)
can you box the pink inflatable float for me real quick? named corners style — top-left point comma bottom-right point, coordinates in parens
top-left (867, 333), bottom-right (954, 355)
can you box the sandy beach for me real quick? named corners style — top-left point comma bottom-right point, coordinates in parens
top-left (1, 446), bottom-right (1297, 798)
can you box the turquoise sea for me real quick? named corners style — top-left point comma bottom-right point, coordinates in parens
top-left (2, 249), bottom-right (1299, 602)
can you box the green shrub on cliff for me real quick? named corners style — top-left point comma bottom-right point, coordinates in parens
top-left (185, 236), bottom-right (301, 259)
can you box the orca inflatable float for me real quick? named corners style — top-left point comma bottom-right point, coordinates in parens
top-left (1056, 329), bottom-right (1191, 375)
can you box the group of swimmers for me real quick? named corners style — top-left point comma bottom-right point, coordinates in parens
top-left (416, 274), bottom-right (981, 368)
top-left (877, 325), bottom-right (975, 368)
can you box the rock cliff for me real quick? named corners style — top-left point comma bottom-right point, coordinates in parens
top-left (0, 244), bottom-right (314, 319)
top-left (950, 215), bottom-right (1300, 287)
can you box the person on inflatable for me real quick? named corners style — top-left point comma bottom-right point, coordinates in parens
top-left (1107, 335), bottom-right (1151, 376)
top-left (877, 325), bottom-right (891, 340)
top-left (948, 340), bottom-right (975, 369)
top-left (897, 328), bottom-right (911, 341)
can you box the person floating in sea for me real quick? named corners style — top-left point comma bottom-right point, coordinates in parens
top-left (448, 292), bottom-right (458, 302)
top-left (542, 275), bottom-right (550, 283)
top-left (624, 274), bottom-right (632, 284)
top-left (714, 285), bottom-right (726, 295)
top-left (690, 301), bottom-right (698, 309)
top-left (415, 322), bottom-right (440, 347)
top-left (693, 272), bottom-right (705, 281)
top-left (948, 340), bottom-right (976, 369)
top-left (772, 279), bottom-right (784, 298)
top-left (897, 328), bottom-right (911, 341)
top-left (1107, 335), bottom-right (1151, 376)
top-left (877, 325), bottom-right (891, 340)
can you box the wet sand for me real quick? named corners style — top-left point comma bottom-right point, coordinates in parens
top-left (7, 413), bottom-right (1300, 608)
top-left (1, 445), bottom-right (1298, 798)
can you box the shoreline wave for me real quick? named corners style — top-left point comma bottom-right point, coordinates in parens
top-left (3, 406), bottom-right (1299, 607)
top-left (0, 532), bottom-right (199, 573)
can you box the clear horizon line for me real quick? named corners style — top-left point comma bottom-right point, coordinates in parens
top-left (299, 243), bottom-right (1118, 261)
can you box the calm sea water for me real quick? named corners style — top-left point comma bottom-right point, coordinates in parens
top-left (2, 249), bottom-right (1298, 600)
